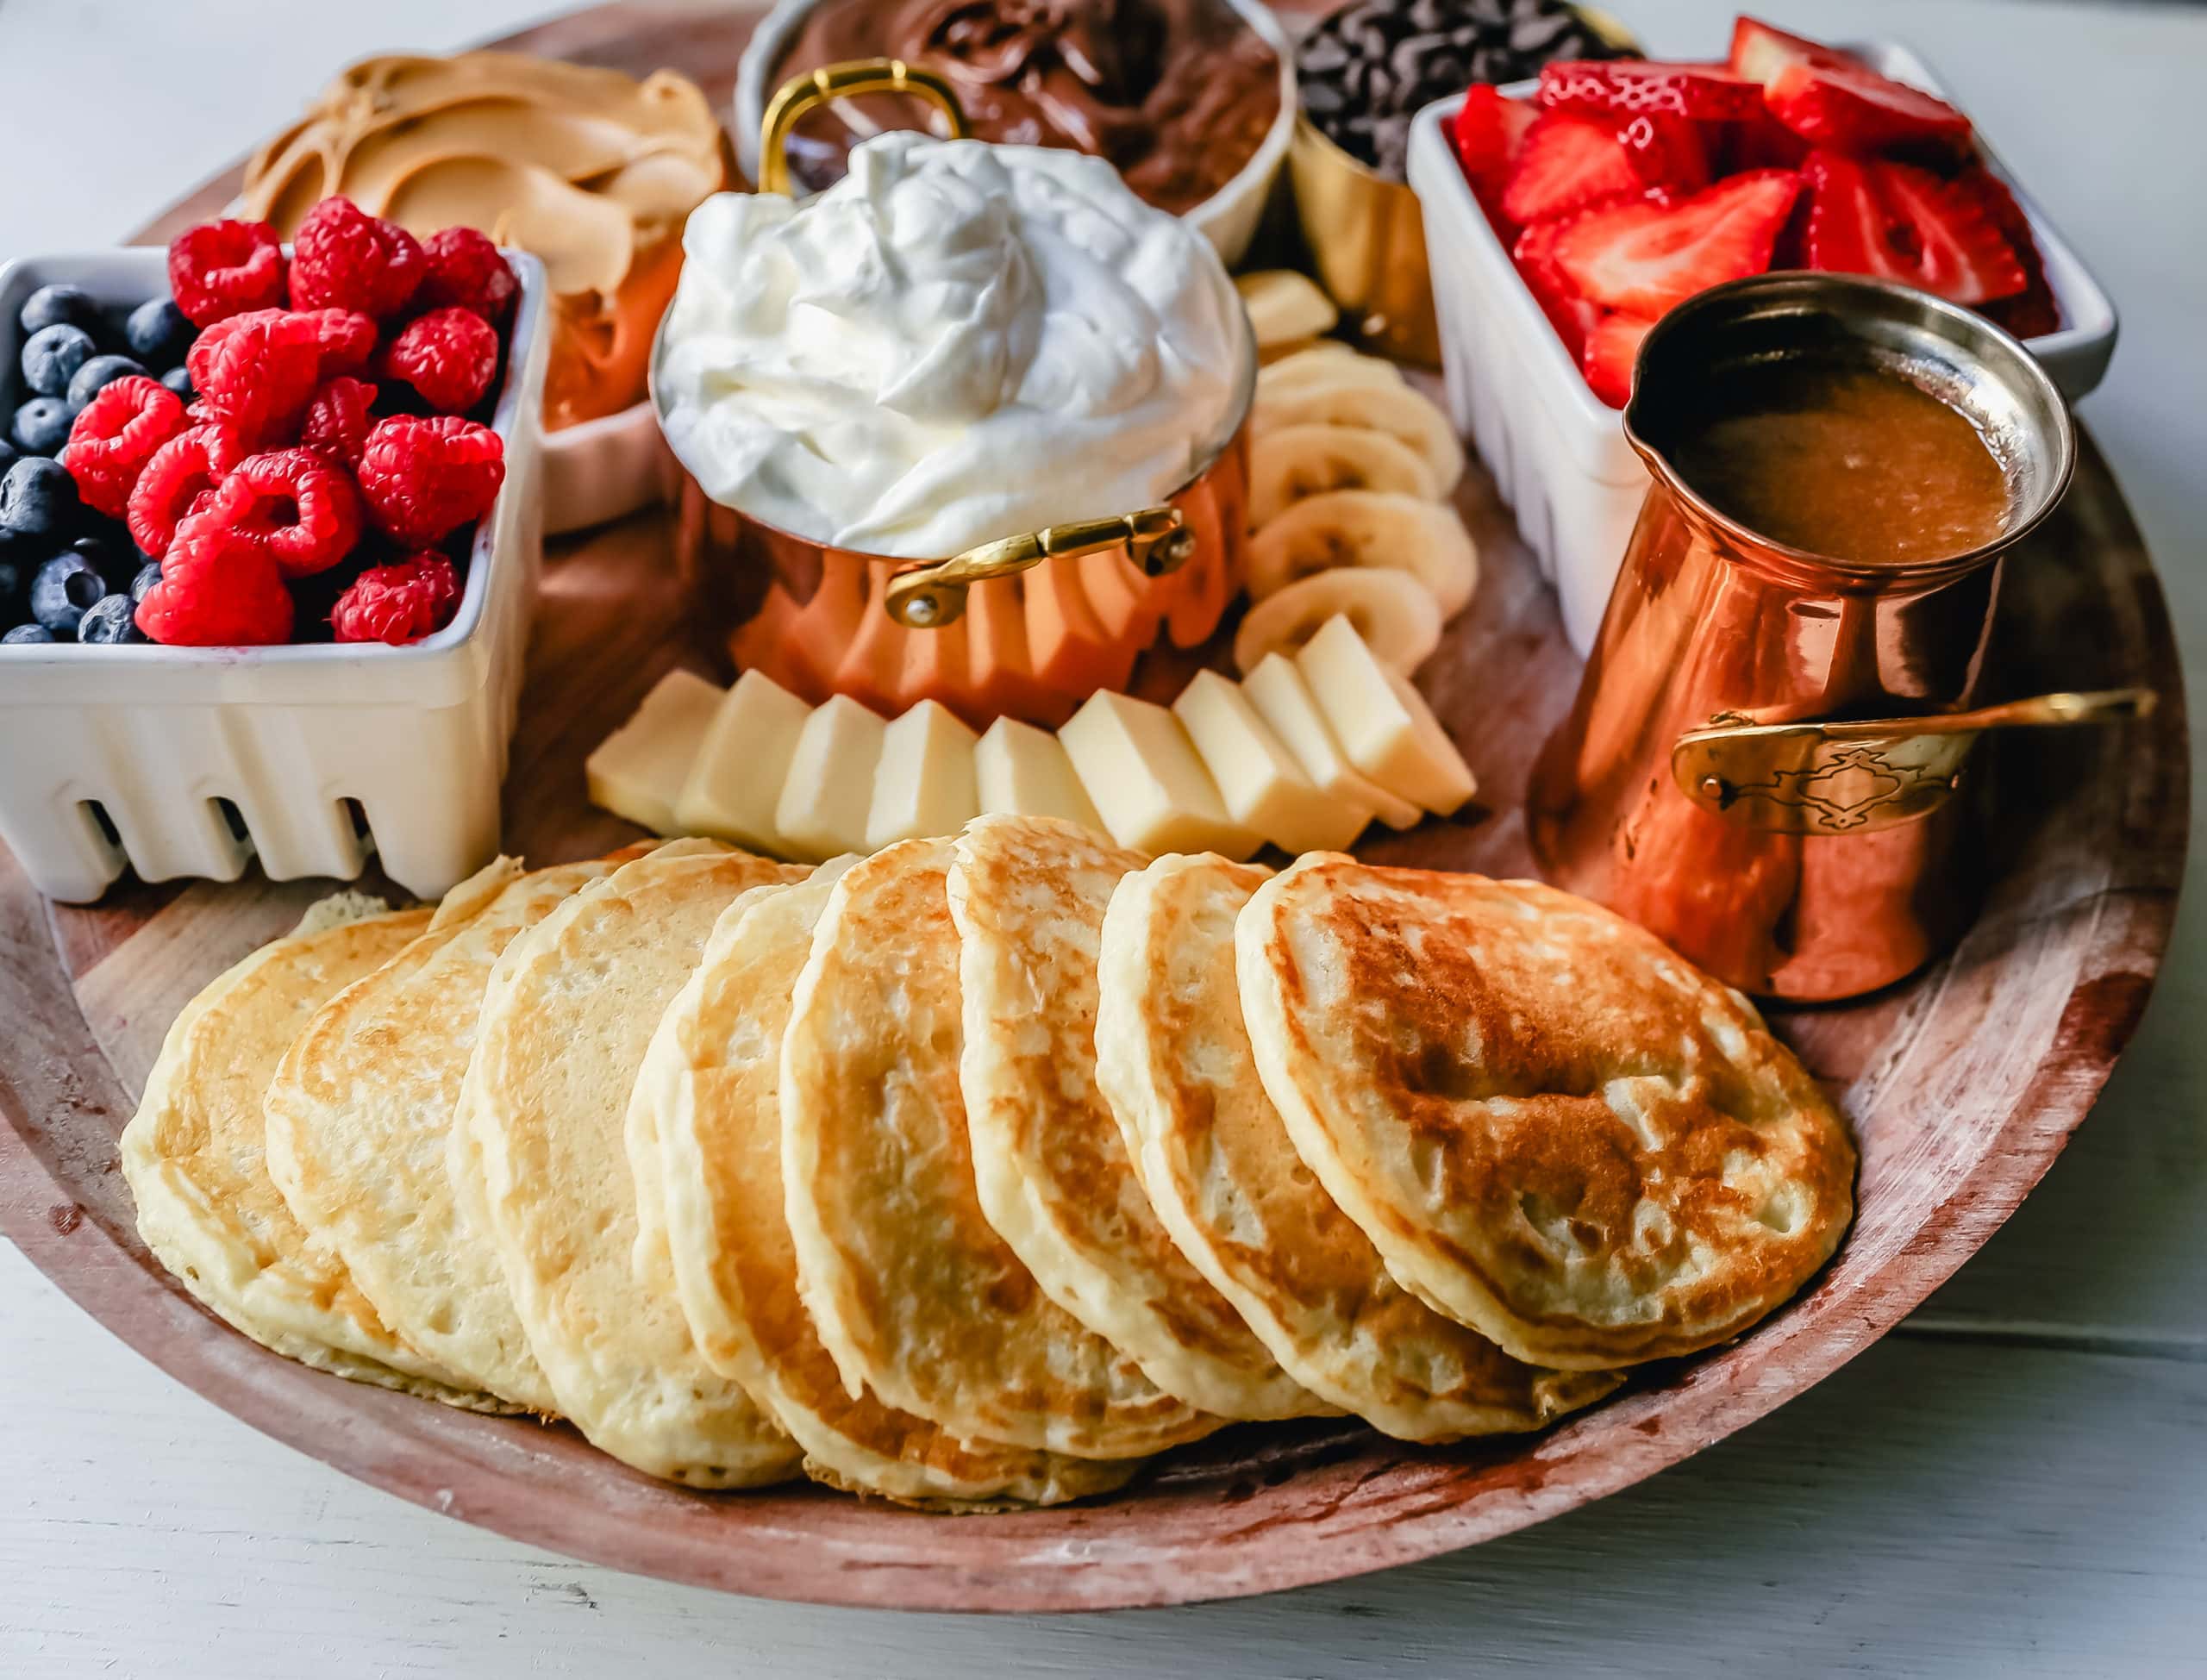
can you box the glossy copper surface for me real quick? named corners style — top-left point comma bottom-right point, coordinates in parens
top-left (1528, 275), bottom-right (2078, 1000)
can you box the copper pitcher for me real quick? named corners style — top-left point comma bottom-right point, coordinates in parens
top-left (1528, 274), bottom-right (2145, 1001)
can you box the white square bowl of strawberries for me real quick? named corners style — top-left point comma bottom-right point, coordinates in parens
top-left (1405, 14), bottom-right (2117, 653)
top-left (0, 199), bottom-right (551, 902)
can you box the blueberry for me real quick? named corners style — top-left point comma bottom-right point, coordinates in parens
top-left (29, 549), bottom-right (106, 637)
top-left (18, 284), bottom-right (102, 340)
top-left (11, 397), bottom-right (74, 455)
top-left (159, 365), bottom-right (195, 403)
top-left (0, 439), bottom-right (16, 474)
top-left (21, 323), bottom-right (96, 397)
top-left (2, 623), bottom-right (55, 645)
top-left (76, 592), bottom-right (144, 644)
top-left (124, 298), bottom-right (196, 369)
top-left (130, 560), bottom-right (162, 603)
top-left (0, 456), bottom-right (81, 537)
top-left (0, 553), bottom-right (22, 611)
top-left (66, 353), bottom-right (147, 410)
top-left (72, 533), bottom-right (139, 592)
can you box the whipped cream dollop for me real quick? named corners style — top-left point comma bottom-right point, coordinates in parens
top-left (655, 133), bottom-right (1249, 558)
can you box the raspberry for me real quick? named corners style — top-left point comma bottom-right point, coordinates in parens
top-left (418, 228), bottom-right (517, 322)
top-left (134, 510), bottom-right (294, 646)
top-left (289, 197), bottom-right (424, 320)
top-left (300, 376), bottom-right (378, 465)
top-left (59, 376), bottom-right (188, 517)
top-left (356, 415), bottom-right (504, 546)
top-left (126, 421), bottom-right (245, 558)
top-left (167, 218), bottom-right (286, 328)
top-left (297, 308), bottom-right (378, 376)
top-left (204, 447), bottom-right (365, 578)
top-left (329, 552), bottom-right (461, 645)
top-left (381, 307), bottom-right (499, 414)
top-left (186, 311), bottom-right (321, 447)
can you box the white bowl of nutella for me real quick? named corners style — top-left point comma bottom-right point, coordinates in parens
top-left (240, 52), bottom-right (730, 534)
top-left (734, 0), bottom-right (1297, 268)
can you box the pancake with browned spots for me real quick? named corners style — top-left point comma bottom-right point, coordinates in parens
top-left (780, 837), bottom-right (1210, 1460)
top-left (1097, 852), bottom-right (1618, 1436)
top-left (1235, 855), bottom-right (1854, 1370)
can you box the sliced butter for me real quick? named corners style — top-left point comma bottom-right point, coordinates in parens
top-left (1059, 690), bottom-right (1259, 861)
top-left (1297, 615), bottom-right (1477, 816)
top-left (1173, 669), bottom-right (1369, 855)
top-left (673, 668), bottom-right (812, 853)
top-left (773, 694), bottom-right (888, 862)
top-left (1241, 652), bottom-right (1420, 831)
top-left (974, 716), bottom-right (1108, 836)
top-left (584, 668), bottom-right (726, 836)
top-left (865, 700), bottom-right (980, 850)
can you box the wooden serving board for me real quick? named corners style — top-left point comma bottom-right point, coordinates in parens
top-left (0, 1), bottom-right (2189, 1616)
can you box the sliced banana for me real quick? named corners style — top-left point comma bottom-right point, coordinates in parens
top-left (1248, 423), bottom-right (1440, 530)
top-left (1232, 568), bottom-right (1442, 677)
top-left (1247, 490), bottom-right (1479, 618)
top-left (1253, 381), bottom-right (1465, 498)
top-left (1258, 347), bottom-right (1406, 401)
top-left (1235, 270), bottom-right (1338, 349)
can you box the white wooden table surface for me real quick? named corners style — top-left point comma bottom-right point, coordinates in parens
top-left (4, 0), bottom-right (2204, 1672)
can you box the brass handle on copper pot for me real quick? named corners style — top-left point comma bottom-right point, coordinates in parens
top-left (757, 59), bottom-right (970, 195)
top-left (883, 507), bottom-right (1194, 629)
top-left (1673, 688), bottom-right (2156, 836)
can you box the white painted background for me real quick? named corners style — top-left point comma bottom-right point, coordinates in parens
top-left (4, 0), bottom-right (2205, 1673)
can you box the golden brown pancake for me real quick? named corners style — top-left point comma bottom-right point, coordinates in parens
top-left (949, 815), bottom-right (1322, 1421)
top-left (1097, 853), bottom-right (1618, 1437)
top-left (780, 837), bottom-right (1210, 1460)
top-left (1236, 857), bottom-right (1855, 1369)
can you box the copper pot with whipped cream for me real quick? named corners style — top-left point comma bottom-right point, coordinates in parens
top-left (654, 63), bottom-right (1256, 731)
top-left (733, 0), bottom-right (1297, 266)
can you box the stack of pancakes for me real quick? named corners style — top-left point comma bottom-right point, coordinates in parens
top-left (121, 816), bottom-right (1855, 1508)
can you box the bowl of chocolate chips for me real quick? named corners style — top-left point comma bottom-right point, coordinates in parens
top-left (1290, 0), bottom-right (1633, 362)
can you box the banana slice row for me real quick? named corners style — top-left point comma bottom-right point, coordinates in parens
top-left (1236, 336), bottom-right (1482, 677)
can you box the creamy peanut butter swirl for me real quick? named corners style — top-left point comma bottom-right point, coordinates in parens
top-left (242, 52), bottom-right (728, 428)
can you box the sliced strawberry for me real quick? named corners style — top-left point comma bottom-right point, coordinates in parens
top-left (1452, 85), bottom-right (1540, 216)
top-left (1801, 152), bottom-right (2026, 306)
top-left (1536, 59), bottom-right (1765, 122)
top-left (1720, 109), bottom-right (1810, 173)
top-left (1552, 169), bottom-right (1802, 318)
top-left (1729, 16), bottom-right (1860, 87)
top-left (1959, 166), bottom-right (2060, 337)
top-left (1766, 60), bottom-right (1973, 155)
top-left (1513, 220), bottom-right (1603, 359)
top-left (1614, 113), bottom-right (1710, 198)
top-left (1582, 312), bottom-right (1653, 408)
top-left (1501, 113), bottom-right (1644, 225)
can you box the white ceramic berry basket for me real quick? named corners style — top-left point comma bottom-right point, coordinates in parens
top-left (0, 247), bottom-right (549, 904)
top-left (731, 0), bottom-right (1298, 266)
top-left (1405, 39), bottom-right (2119, 654)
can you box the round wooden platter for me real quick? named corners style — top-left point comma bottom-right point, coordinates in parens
top-left (0, 2), bottom-right (2191, 1618)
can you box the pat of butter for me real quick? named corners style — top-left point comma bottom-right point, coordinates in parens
top-left (585, 668), bottom-right (726, 836)
top-left (1173, 670), bottom-right (1369, 855)
top-left (1241, 652), bottom-right (1420, 831)
top-left (974, 716), bottom-right (1108, 836)
top-left (1059, 690), bottom-right (1260, 861)
top-left (672, 669), bottom-right (812, 854)
top-left (866, 700), bottom-right (980, 850)
top-left (1297, 616), bottom-right (1476, 816)
top-left (773, 694), bottom-right (889, 862)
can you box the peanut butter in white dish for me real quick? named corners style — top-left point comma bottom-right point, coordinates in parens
top-left (241, 52), bottom-right (728, 428)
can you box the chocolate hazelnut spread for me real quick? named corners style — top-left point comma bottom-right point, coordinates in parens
top-left (241, 53), bottom-right (728, 428)
top-left (768, 0), bottom-right (1282, 216)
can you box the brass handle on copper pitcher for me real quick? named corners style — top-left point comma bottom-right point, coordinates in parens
top-left (884, 508), bottom-right (1194, 629)
top-left (757, 59), bottom-right (970, 195)
top-left (1674, 688), bottom-right (2156, 836)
